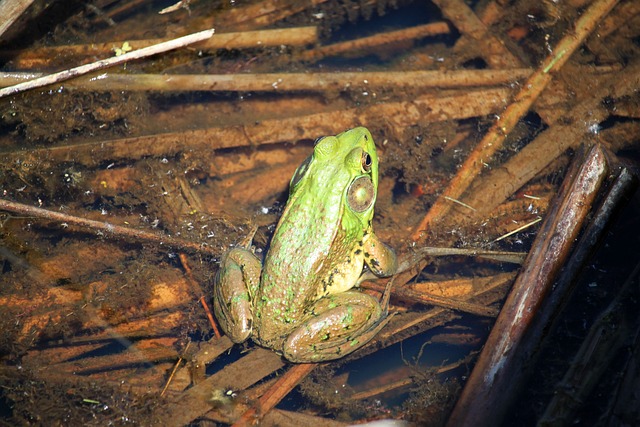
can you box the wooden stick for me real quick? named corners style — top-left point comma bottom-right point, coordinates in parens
top-left (232, 363), bottom-right (317, 426)
top-left (300, 22), bottom-right (450, 60)
top-left (0, 0), bottom-right (35, 38)
top-left (361, 273), bottom-right (516, 360)
top-left (446, 144), bottom-right (609, 427)
top-left (451, 0), bottom-right (509, 62)
top-left (161, 341), bottom-right (190, 397)
top-left (177, 252), bottom-right (222, 338)
top-left (529, 167), bottom-right (638, 422)
top-left (411, 0), bottom-right (620, 242)
top-left (0, 198), bottom-right (218, 256)
top-left (0, 28), bottom-right (215, 98)
top-left (1, 27), bottom-right (317, 69)
top-left (156, 349), bottom-right (284, 426)
top-left (350, 359), bottom-right (465, 400)
top-left (26, 68), bottom-right (529, 92)
top-left (51, 344), bottom-right (178, 374)
top-left (364, 280), bottom-right (499, 317)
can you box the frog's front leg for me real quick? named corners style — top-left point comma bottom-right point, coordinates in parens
top-left (282, 291), bottom-right (389, 362)
top-left (362, 232), bottom-right (397, 277)
top-left (213, 248), bottom-right (261, 343)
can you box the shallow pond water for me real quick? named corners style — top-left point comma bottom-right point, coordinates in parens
top-left (0, 0), bottom-right (639, 425)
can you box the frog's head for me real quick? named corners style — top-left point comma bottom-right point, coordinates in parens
top-left (289, 127), bottom-right (379, 228)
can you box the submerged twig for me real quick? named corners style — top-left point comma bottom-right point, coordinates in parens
top-left (350, 359), bottom-right (465, 400)
top-left (366, 273), bottom-right (516, 361)
top-left (300, 22), bottom-right (450, 60)
top-left (233, 363), bottom-right (317, 426)
top-left (0, 28), bottom-right (215, 98)
top-left (17, 68), bottom-right (531, 93)
top-left (492, 217), bottom-right (542, 242)
top-left (161, 342), bottom-right (191, 397)
top-left (178, 253), bottom-right (221, 338)
top-left (156, 349), bottom-right (284, 426)
top-left (0, 198), bottom-right (218, 256)
top-left (412, 0), bottom-right (620, 241)
top-left (1, 27), bottom-right (317, 69)
top-left (364, 281), bottom-right (499, 317)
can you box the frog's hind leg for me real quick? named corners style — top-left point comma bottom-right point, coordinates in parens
top-left (283, 291), bottom-right (391, 363)
top-left (213, 248), bottom-right (261, 343)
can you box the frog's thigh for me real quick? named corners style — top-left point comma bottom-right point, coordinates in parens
top-left (283, 291), bottom-right (388, 363)
top-left (213, 248), bottom-right (261, 343)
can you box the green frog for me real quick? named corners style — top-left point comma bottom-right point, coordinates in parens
top-left (213, 127), bottom-right (397, 362)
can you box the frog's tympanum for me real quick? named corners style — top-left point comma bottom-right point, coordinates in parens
top-left (214, 127), bottom-right (397, 362)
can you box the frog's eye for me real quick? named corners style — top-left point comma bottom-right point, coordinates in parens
top-left (347, 176), bottom-right (375, 213)
top-left (361, 152), bottom-right (372, 173)
top-left (290, 154), bottom-right (312, 191)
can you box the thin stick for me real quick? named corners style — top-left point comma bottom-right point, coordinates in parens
top-left (161, 341), bottom-right (191, 397)
top-left (0, 28), bottom-right (215, 98)
top-left (492, 217), bottom-right (542, 243)
top-left (411, 0), bottom-right (619, 241)
top-left (199, 296), bottom-right (221, 338)
top-left (443, 196), bottom-right (477, 212)
top-left (178, 253), bottom-right (222, 338)
top-left (300, 22), bottom-right (450, 60)
top-left (0, 198), bottom-right (218, 256)
top-left (350, 359), bottom-right (465, 400)
top-left (363, 281), bottom-right (499, 317)
top-left (41, 68), bottom-right (531, 92)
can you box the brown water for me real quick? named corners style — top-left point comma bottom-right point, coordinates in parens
top-left (0, 1), bottom-right (638, 425)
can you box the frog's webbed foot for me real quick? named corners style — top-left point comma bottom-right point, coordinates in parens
top-left (213, 247), bottom-right (261, 344)
top-left (282, 291), bottom-right (390, 363)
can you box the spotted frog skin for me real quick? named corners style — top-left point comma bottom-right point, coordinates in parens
top-left (213, 127), bottom-right (397, 362)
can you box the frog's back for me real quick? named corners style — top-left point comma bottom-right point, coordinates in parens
top-left (252, 128), bottom-right (374, 347)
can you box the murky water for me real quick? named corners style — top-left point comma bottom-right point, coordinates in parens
top-left (1, 1), bottom-right (639, 425)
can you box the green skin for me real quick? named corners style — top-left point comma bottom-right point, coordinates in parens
top-left (214, 127), bottom-right (397, 363)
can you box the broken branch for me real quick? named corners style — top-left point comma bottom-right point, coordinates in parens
top-left (0, 28), bottom-right (215, 98)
